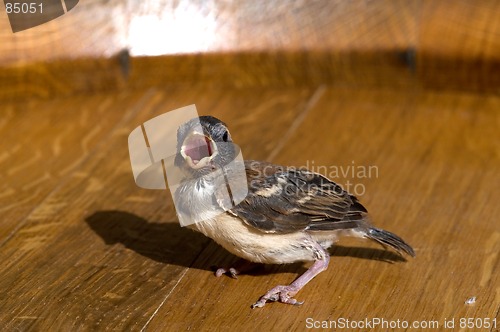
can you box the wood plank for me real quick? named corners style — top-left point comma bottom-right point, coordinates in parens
top-left (0, 86), bottom-right (315, 330)
top-left (0, 57), bottom-right (126, 100)
top-left (0, 0), bottom-right (129, 66)
top-left (0, 0), bottom-right (416, 65)
top-left (418, 0), bottom-right (500, 93)
top-left (0, 50), bottom-right (416, 102)
top-left (128, 50), bottom-right (415, 90)
top-left (2, 0), bottom-right (500, 101)
top-left (0, 91), bottom-right (155, 242)
top-left (145, 87), bottom-right (499, 330)
top-left (0, 0), bottom-right (418, 101)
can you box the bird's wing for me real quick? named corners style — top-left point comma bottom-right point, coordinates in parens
top-left (229, 160), bottom-right (368, 233)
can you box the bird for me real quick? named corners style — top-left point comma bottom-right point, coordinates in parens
top-left (172, 115), bottom-right (415, 308)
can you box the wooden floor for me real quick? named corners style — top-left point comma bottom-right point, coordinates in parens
top-left (0, 82), bottom-right (498, 330)
top-left (1, 0), bottom-right (499, 330)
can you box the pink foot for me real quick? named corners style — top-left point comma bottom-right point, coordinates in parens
top-left (214, 259), bottom-right (258, 279)
top-left (251, 285), bottom-right (304, 308)
top-left (215, 267), bottom-right (239, 279)
top-left (251, 243), bottom-right (330, 309)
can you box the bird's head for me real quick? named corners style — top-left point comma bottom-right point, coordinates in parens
top-left (174, 116), bottom-right (236, 176)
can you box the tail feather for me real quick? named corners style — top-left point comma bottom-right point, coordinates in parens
top-left (366, 227), bottom-right (415, 257)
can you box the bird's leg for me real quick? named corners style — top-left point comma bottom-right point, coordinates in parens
top-left (215, 258), bottom-right (259, 279)
top-left (252, 244), bottom-right (330, 308)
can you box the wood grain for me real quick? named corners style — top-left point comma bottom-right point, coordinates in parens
top-left (0, 92), bottom-right (155, 242)
top-left (0, 50), bottom-right (416, 101)
top-left (418, 0), bottom-right (500, 93)
top-left (2, 0), bottom-right (499, 100)
top-left (1, 85), bottom-right (497, 330)
top-left (144, 87), bottom-right (500, 330)
top-left (0, 0), bottom-right (415, 65)
top-left (0, 86), bottom-right (316, 330)
top-left (0, 57), bottom-right (127, 100)
top-left (0, 0), bottom-right (129, 66)
top-left (0, 0), bottom-right (498, 330)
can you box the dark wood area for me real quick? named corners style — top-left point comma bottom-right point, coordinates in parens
top-left (0, 1), bottom-right (498, 331)
top-left (1, 0), bottom-right (499, 101)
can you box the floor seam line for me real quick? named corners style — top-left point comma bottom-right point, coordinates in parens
top-left (140, 268), bottom-right (189, 332)
top-left (0, 89), bottom-right (158, 250)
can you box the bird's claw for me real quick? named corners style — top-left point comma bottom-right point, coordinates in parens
top-left (215, 267), bottom-right (239, 279)
top-left (214, 260), bottom-right (258, 279)
top-left (251, 285), bottom-right (303, 308)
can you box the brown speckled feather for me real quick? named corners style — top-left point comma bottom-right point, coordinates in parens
top-left (230, 160), bottom-right (368, 234)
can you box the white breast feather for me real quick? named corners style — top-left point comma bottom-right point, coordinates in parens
top-left (190, 213), bottom-right (331, 264)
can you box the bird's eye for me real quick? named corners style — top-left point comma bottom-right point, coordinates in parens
top-left (222, 130), bottom-right (229, 142)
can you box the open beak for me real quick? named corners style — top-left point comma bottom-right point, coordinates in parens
top-left (180, 132), bottom-right (218, 169)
